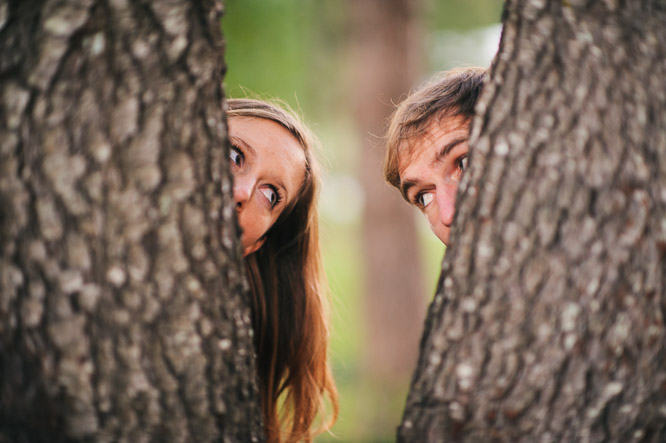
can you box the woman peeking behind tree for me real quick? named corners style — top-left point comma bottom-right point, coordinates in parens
top-left (225, 98), bottom-right (338, 442)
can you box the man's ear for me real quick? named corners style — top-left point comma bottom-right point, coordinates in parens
top-left (243, 237), bottom-right (266, 257)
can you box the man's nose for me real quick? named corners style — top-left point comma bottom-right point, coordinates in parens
top-left (436, 185), bottom-right (458, 227)
top-left (233, 176), bottom-right (254, 210)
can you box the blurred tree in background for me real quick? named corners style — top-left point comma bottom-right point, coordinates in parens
top-left (342, 0), bottom-right (430, 437)
top-left (223, 1), bottom-right (502, 441)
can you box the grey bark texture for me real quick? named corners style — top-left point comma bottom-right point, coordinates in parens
top-left (399, 0), bottom-right (666, 441)
top-left (0, 0), bottom-right (264, 441)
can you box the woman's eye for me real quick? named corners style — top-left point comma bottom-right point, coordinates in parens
top-left (260, 186), bottom-right (279, 208)
top-left (417, 192), bottom-right (433, 208)
top-left (230, 146), bottom-right (244, 168)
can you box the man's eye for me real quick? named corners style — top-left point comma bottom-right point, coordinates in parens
top-left (230, 146), bottom-right (244, 167)
top-left (260, 186), bottom-right (280, 208)
top-left (417, 192), bottom-right (433, 208)
top-left (459, 155), bottom-right (468, 172)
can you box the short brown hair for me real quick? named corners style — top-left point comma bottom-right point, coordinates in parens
top-left (383, 67), bottom-right (486, 192)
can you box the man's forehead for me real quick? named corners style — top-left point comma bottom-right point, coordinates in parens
top-left (398, 115), bottom-right (470, 168)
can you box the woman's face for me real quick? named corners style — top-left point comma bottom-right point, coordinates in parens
top-left (228, 116), bottom-right (307, 256)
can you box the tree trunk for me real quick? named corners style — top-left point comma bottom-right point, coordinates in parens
top-left (350, 0), bottom-right (427, 383)
top-left (0, 0), bottom-right (263, 441)
top-left (400, 0), bottom-right (666, 441)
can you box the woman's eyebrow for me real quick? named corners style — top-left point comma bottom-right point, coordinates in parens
top-left (229, 135), bottom-right (256, 156)
top-left (435, 137), bottom-right (467, 163)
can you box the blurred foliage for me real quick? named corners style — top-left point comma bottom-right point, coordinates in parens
top-left (222, 1), bottom-right (501, 441)
top-left (426, 0), bottom-right (503, 30)
top-left (223, 0), bottom-right (349, 122)
top-left (223, 0), bottom-right (311, 108)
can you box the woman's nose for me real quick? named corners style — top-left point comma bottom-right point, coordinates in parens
top-left (233, 176), bottom-right (254, 210)
top-left (436, 185), bottom-right (458, 227)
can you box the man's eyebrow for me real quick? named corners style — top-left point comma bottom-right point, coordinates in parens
top-left (400, 178), bottom-right (419, 200)
top-left (435, 137), bottom-right (468, 163)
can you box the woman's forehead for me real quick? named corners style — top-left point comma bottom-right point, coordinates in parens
top-left (229, 116), bottom-right (307, 199)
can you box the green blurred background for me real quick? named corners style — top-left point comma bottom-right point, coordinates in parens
top-left (222, 1), bottom-right (502, 441)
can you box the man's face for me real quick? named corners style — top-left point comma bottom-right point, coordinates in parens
top-left (398, 115), bottom-right (470, 246)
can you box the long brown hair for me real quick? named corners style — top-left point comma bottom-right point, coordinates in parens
top-left (226, 98), bottom-right (338, 442)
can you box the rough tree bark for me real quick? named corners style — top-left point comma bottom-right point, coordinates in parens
top-left (400, 0), bottom-right (666, 441)
top-left (0, 0), bottom-right (263, 441)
